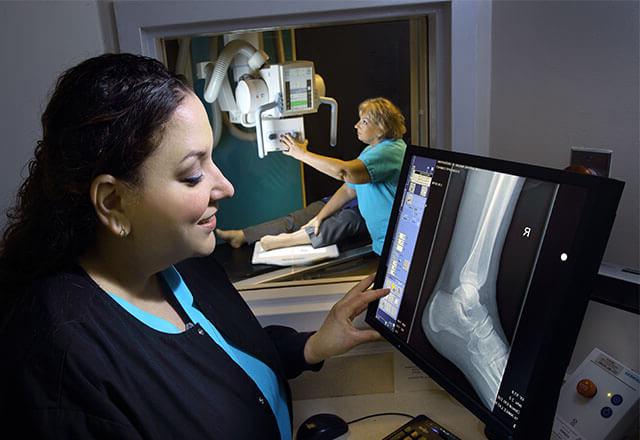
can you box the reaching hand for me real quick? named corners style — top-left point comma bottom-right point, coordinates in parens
top-left (302, 216), bottom-right (324, 236)
top-left (280, 134), bottom-right (309, 160)
top-left (303, 274), bottom-right (390, 364)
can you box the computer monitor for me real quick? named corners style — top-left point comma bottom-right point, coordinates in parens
top-left (366, 146), bottom-right (624, 439)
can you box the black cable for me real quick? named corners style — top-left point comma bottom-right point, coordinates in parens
top-left (346, 412), bottom-right (415, 425)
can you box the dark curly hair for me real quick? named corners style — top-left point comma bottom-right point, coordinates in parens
top-left (0, 53), bottom-right (191, 313)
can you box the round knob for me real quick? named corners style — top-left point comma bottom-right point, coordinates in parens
top-left (576, 379), bottom-right (597, 398)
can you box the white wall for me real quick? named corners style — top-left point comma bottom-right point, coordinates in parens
top-left (490, 0), bottom-right (639, 268)
top-left (0, 0), bottom-right (117, 228)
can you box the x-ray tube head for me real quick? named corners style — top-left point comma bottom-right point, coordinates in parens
top-left (197, 38), bottom-right (339, 158)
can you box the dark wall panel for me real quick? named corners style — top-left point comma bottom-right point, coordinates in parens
top-left (296, 20), bottom-right (411, 203)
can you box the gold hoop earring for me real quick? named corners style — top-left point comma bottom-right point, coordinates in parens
top-left (119, 226), bottom-right (127, 237)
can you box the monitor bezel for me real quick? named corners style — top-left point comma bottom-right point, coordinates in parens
top-left (365, 145), bottom-right (624, 439)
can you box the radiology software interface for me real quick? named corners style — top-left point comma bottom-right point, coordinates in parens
top-left (376, 156), bottom-right (436, 331)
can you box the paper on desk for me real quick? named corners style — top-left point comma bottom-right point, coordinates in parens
top-left (394, 352), bottom-right (441, 393)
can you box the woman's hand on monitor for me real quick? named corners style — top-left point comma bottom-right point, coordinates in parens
top-left (303, 274), bottom-right (389, 364)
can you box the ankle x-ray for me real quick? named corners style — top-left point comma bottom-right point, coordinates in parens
top-left (373, 155), bottom-right (559, 411)
top-left (421, 169), bottom-right (524, 408)
top-left (412, 165), bottom-right (557, 410)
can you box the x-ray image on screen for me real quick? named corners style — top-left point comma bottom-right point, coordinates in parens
top-left (422, 168), bottom-right (529, 408)
top-left (375, 157), bottom-right (559, 412)
top-left (415, 166), bottom-right (557, 410)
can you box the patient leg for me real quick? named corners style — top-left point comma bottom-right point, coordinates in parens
top-left (219, 201), bottom-right (326, 248)
top-left (422, 170), bottom-right (524, 409)
top-left (260, 229), bottom-right (312, 251)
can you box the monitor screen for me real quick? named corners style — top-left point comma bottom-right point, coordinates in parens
top-left (366, 146), bottom-right (624, 439)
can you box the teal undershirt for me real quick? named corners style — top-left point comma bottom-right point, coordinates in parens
top-left (106, 266), bottom-right (292, 440)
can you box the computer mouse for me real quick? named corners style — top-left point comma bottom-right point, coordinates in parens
top-left (296, 413), bottom-right (349, 440)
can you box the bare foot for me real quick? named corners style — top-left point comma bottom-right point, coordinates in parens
top-left (215, 229), bottom-right (246, 248)
top-left (259, 235), bottom-right (282, 251)
top-left (260, 229), bottom-right (312, 251)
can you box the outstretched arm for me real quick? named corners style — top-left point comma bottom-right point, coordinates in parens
top-left (280, 134), bottom-right (371, 184)
top-left (303, 184), bottom-right (356, 235)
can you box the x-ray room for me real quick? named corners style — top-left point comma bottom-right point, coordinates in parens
top-left (0, 1), bottom-right (638, 439)
top-left (163, 22), bottom-right (429, 305)
top-left (163, 22), bottom-right (424, 272)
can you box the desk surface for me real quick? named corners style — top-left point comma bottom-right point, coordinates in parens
top-left (293, 389), bottom-right (488, 439)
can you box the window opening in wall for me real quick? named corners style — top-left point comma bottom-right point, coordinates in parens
top-left (159, 17), bottom-right (431, 233)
